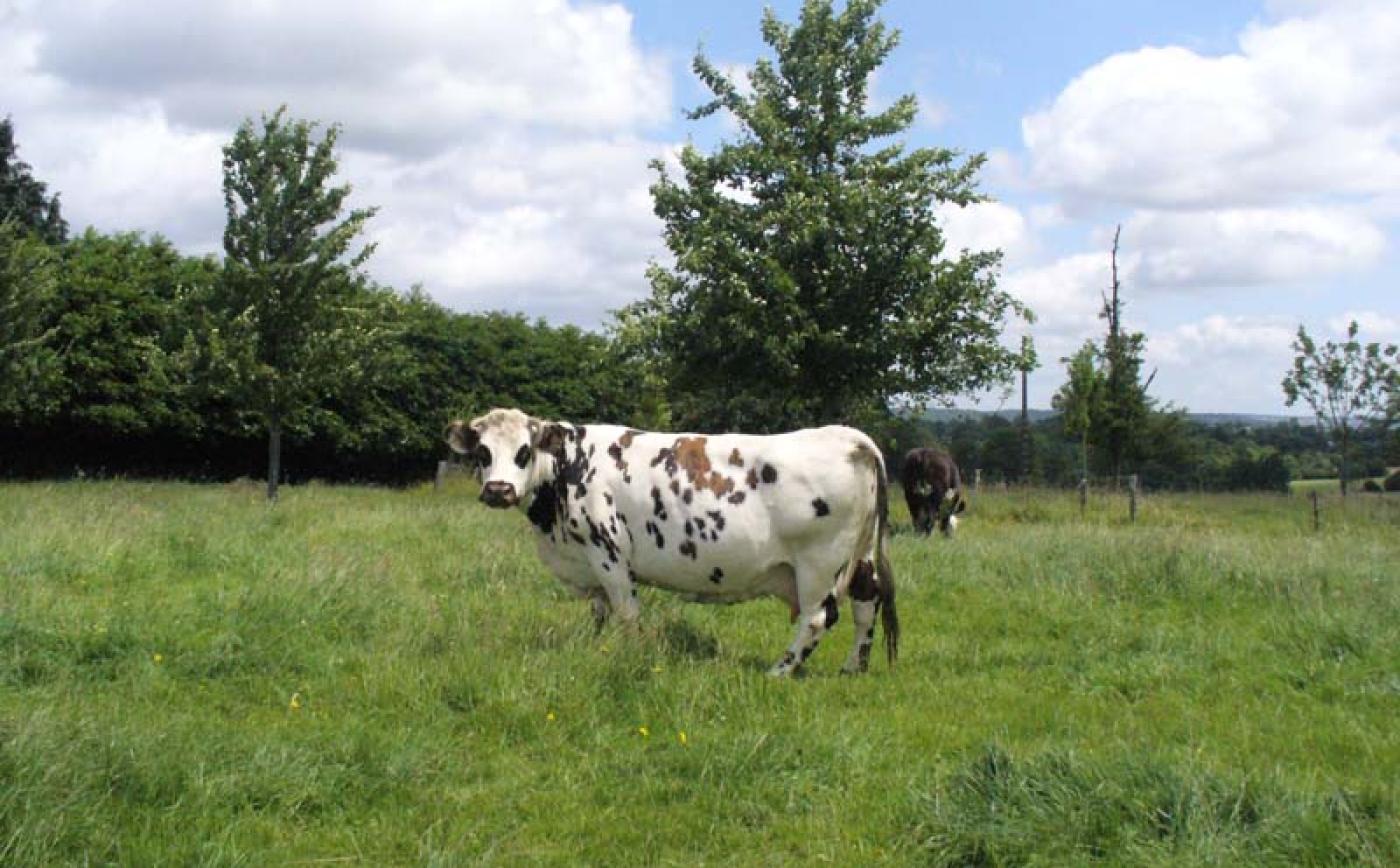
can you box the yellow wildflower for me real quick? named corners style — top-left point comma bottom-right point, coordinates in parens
top-left (152, 653), bottom-right (163, 663)
top-left (289, 692), bottom-right (302, 710)
top-left (546, 711), bottom-right (556, 722)
top-left (638, 725), bottom-right (649, 738)
top-left (678, 731), bottom-right (688, 746)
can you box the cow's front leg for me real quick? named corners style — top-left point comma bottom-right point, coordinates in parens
top-left (598, 572), bottom-right (640, 627)
top-left (769, 570), bottom-right (840, 677)
top-left (589, 590), bottom-right (612, 632)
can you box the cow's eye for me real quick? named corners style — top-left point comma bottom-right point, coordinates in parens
top-left (475, 445), bottom-right (492, 466)
top-left (514, 445), bottom-right (532, 469)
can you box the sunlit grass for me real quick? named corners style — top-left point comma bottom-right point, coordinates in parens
top-left (1, 480), bottom-right (1396, 864)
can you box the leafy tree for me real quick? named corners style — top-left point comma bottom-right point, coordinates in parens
top-left (217, 107), bottom-right (378, 500)
top-left (0, 118), bottom-right (67, 244)
top-left (43, 231), bottom-right (216, 437)
top-left (1282, 321), bottom-right (1398, 495)
top-left (1052, 340), bottom-right (1103, 480)
top-left (0, 220), bottom-right (61, 424)
top-left (620, 0), bottom-right (1028, 432)
top-left (1093, 226), bottom-right (1152, 479)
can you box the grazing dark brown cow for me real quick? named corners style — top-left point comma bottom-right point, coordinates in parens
top-left (901, 448), bottom-right (965, 537)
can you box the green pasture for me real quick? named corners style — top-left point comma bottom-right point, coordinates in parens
top-left (1, 480), bottom-right (1396, 865)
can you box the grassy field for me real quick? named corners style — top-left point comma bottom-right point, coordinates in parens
top-left (1, 479), bottom-right (1397, 865)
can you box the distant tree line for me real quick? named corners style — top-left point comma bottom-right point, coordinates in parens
top-left (883, 410), bottom-right (1393, 493)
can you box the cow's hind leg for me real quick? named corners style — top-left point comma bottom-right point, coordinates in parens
top-left (768, 564), bottom-right (840, 677)
top-left (842, 559), bottom-right (879, 674)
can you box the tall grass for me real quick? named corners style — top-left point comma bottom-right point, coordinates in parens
top-left (1, 480), bottom-right (1396, 864)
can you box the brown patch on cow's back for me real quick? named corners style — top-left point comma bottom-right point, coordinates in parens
top-left (746, 468), bottom-right (759, 489)
top-left (673, 436), bottom-right (736, 498)
top-left (619, 429), bottom-right (641, 448)
top-left (728, 448), bottom-right (744, 467)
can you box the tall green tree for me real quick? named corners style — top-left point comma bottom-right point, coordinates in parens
top-left (0, 118), bottom-right (67, 244)
top-left (1282, 321), bottom-right (1397, 495)
top-left (218, 107), bottom-right (377, 501)
top-left (619, 0), bottom-right (1028, 432)
top-left (1093, 226), bottom-right (1152, 479)
top-left (1052, 340), bottom-right (1103, 480)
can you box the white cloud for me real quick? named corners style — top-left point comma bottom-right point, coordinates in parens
top-left (23, 0), bottom-right (672, 155)
top-left (1126, 207), bottom-right (1386, 290)
top-left (1000, 251), bottom-right (1117, 338)
top-left (1022, 0), bottom-right (1400, 209)
top-left (3, 0), bottom-right (676, 323)
top-left (1326, 311), bottom-right (1400, 342)
top-left (937, 201), bottom-right (1031, 263)
top-left (1148, 315), bottom-right (1299, 412)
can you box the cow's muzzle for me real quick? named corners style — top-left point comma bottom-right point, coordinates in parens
top-left (480, 481), bottom-right (519, 508)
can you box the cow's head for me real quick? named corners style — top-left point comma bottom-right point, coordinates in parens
top-left (444, 408), bottom-right (566, 509)
top-left (938, 492), bottom-right (967, 538)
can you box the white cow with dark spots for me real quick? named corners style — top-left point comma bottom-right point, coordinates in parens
top-left (445, 408), bottom-right (898, 676)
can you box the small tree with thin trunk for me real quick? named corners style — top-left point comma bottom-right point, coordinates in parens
top-left (1282, 321), bottom-right (1397, 496)
top-left (218, 107), bottom-right (377, 501)
top-left (1053, 340), bottom-right (1103, 481)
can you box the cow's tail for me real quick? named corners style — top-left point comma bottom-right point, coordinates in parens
top-left (846, 439), bottom-right (899, 667)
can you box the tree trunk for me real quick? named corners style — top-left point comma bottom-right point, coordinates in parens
top-left (267, 413), bottom-right (282, 502)
top-left (1338, 424), bottom-right (1349, 497)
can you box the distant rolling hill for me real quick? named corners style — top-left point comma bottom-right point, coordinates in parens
top-left (923, 407), bottom-right (1316, 427)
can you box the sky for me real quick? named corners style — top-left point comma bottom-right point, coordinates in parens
top-left (2, 0), bottom-right (1396, 415)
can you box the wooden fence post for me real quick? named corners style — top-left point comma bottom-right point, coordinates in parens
top-left (1078, 477), bottom-right (1088, 518)
top-left (1310, 490), bottom-right (1320, 532)
top-left (1128, 473), bottom-right (1139, 523)
top-left (973, 468), bottom-right (981, 492)
top-left (435, 460), bottom-right (449, 490)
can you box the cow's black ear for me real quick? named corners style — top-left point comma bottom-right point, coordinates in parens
top-left (445, 420), bottom-right (480, 455)
top-left (535, 422), bottom-right (568, 456)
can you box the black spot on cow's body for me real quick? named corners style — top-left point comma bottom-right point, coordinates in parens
top-left (650, 487), bottom-right (667, 520)
top-left (650, 447), bottom-right (678, 476)
top-left (709, 567), bottom-right (724, 584)
top-left (679, 540), bottom-right (697, 560)
top-left (761, 464), bottom-right (778, 484)
top-left (799, 645), bottom-right (815, 662)
top-left (728, 491), bottom-right (746, 505)
top-left (526, 484), bottom-right (561, 533)
top-left (746, 468), bottom-right (759, 489)
top-left (654, 531), bottom-right (665, 549)
top-left (812, 497), bottom-right (830, 517)
top-left (604, 492), bottom-right (614, 506)
top-left (568, 530), bottom-right (587, 545)
top-left (849, 560), bottom-right (878, 602)
top-left (821, 593), bottom-right (839, 628)
top-left (684, 519), bottom-right (694, 537)
top-left (575, 426), bottom-right (587, 441)
top-left (708, 511), bottom-right (726, 531)
top-left (514, 445), bottom-right (531, 469)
